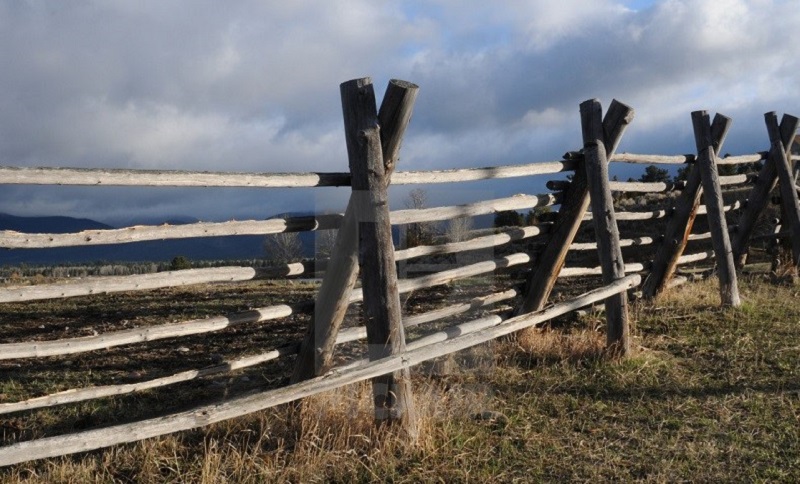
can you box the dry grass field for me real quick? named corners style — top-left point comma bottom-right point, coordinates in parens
top-left (2, 274), bottom-right (800, 482)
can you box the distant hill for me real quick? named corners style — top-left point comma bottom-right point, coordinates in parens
top-left (0, 212), bottom-right (113, 233)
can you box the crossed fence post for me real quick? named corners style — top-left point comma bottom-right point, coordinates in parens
top-left (642, 113), bottom-right (732, 301)
top-left (291, 78), bottom-right (419, 435)
top-left (691, 111), bottom-right (740, 306)
top-left (519, 99), bottom-right (634, 356)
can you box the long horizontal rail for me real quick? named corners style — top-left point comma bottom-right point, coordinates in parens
top-left (549, 179), bottom-right (682, 193)
top-left (579, 200), bottom-right (741, 223)
top-left (0, 344), bottom-right (301, 414)
top-left (0, 289), bottom-right (518, 414)
top-left (0, 267), bottom-right (262, 303)
top-left (390, 193), bottom-right (559, 225)
top-left (361, 253), bottom-right (531, 302)
top-left (0, 242), bottom-right (531, 305)
top-left (348, 253), bottom-right (529, 304)
top-left (0, 215), bottom-right (342, 249)
top-left (0, 274), bottom-right (640, 466)
top-left (0, 153), bottom-right (778, 189)
top-left (609, 152), bottom-right (766, 165)
top-left (394, 226), bottom-right (546, 261)
top-left (558, 262), bottom-right (646, 278)
top-left (569, 236), bottom-right (654, 251)
top-left (2, 254), bottom-right (526, 358)
top-left (334, 289), bottom-right (517, 345)
top-left (0, 193), bottom-right (556, 249)
top-left (0, 161), bottom-right (573, 188)
top-left (393, 161), bottom-right (574, 184)
top-left (0, 304), bottom-right (293, 359)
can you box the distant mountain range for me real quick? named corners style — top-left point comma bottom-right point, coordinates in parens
top-left (0, 212), bottom-right (313, 265)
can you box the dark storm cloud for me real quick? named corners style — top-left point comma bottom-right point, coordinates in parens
top-left (0, 0), bottom-right (796, 223)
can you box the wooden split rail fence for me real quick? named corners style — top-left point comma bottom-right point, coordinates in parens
top-left (1, 77), bottom-right (798, 465)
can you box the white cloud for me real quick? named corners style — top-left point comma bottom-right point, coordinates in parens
top-left (0, 0), bottom-right (797, 222)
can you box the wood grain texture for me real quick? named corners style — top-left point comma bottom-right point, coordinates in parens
top-left (765, 112), bottom-right (800, 266)
top-left (0, 304), bottom-right (293, 359)
top-left (0, 267), bottom-right (260, 303)
top-left (0, 193), bottom-right (556, 250)
top-left (0, 160), bottom-right (573, 187)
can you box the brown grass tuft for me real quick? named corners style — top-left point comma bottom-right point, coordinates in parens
top-left (515, 325), bottom-right (606, 363)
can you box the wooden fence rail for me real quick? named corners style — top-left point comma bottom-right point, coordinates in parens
top-left (0, 274), bottom-right (641, 467)
top-left (1, 75), bottom-right (798, 466)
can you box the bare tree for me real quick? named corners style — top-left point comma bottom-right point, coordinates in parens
top-left (265, 232), bottom-right (304, 264)
top-left (404, 188), bottom-right (435, 248)
top-left (315, 228), bottom-right (338, 259)
top-left (446, 215), bottom-right (473, 243)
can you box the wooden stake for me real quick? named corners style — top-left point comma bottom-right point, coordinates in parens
top-left (518, 100), bottom-right (634, 315)
top-left (692, 111), bottom-right (740, 307)
top-left (341, 78), bottom-right (417, 434)
top-left (732, 114), bottom-right (799, 266)
top-left (291, 79), bottom-right (418, 382)
top-left (580, 99), bottom-right (631, 356)
top-left (765, 112), bottom-right (800, 268)
top-left (642, 115), bottom-right (730, 298)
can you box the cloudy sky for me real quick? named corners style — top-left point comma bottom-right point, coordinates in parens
top-left (0, 0), bottom-right (797, 225)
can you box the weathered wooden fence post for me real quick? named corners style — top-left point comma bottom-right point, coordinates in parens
top-left (580, 99), bottom-right (631, 356)
top-left (340, 78), bottom-right (417, 435)
top-left (642, 114), bottom-right (730, 299)
top-left (731, 114), bottom-right (799, 267)
top-left (291, 79), bottom-right (419, 383)
top-left (765, 112), bottom-right (800, 269)
top-left (517, 100), bottom-right (634, 315)
top-left (692, 111), bottom-right (740, 307)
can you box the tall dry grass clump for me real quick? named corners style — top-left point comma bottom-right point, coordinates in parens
top-left (514, 325), bottom-right (606, 363)
top-left (5, 372), bottom-right (498, 483)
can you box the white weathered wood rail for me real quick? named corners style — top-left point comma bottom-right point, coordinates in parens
top-left (390, 193), bottom-right (559, 225)
top-left (0, 289), bottom-right (517, 415)
top-left (609, 152), bottom-right (766, 165)
top-left (559, 262), bottom-right (645, 278)
top-left (394, 226), bottom-right (546, 261)
top-left (0, 193), bottom-right (557, 249)
top-left (349, 253), bottom-right (532, 304)
top-left (1, 252), bottom-right (529, 360)
top-left (0, 267), bottom-right (263, 303)
top-left (0, 151), bottom-right (776, 189)
top-left (0, 160), bottom-right (573, 188)
top-left (0, 216), bottom-right (342, 249)
top-left (0, 304), bottom-right (293, 359)
top-left (569, 236), bottom-right (654, 251)
top-left (0, 274), bottom-right (640, 467)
